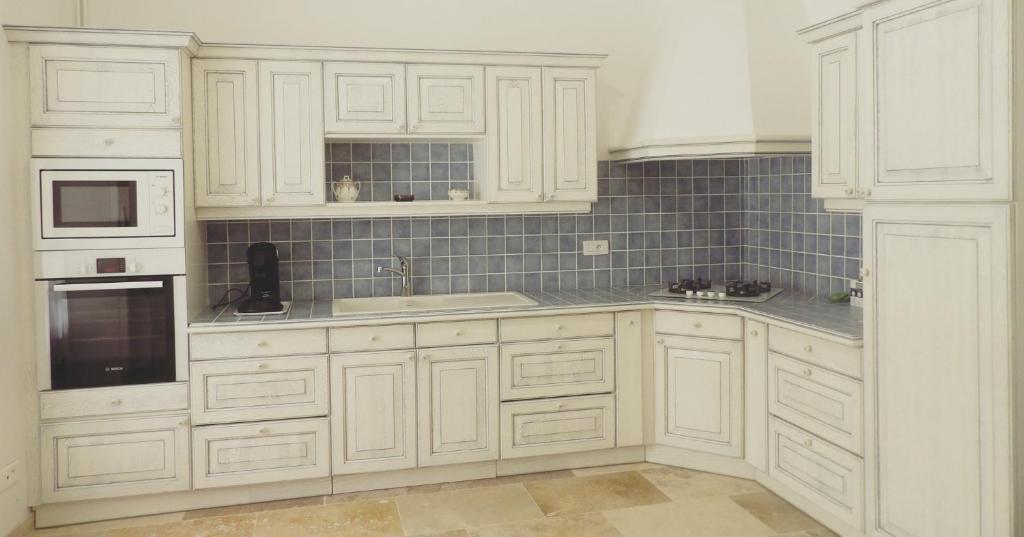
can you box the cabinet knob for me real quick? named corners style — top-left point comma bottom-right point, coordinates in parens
top-left (455, 330), bottom-right (465, 337)
top-left (860, 187), bottom-right (872, 198)
top-left (803, 345), bottom-right (813, 353)
top-left (421, 354), bottom-right (430, 360)
top-left (251, 197), bottom-right (260, 205)
top-left (407, 353), bottom-right (415, 361)
top-left (257, 340), bottom-right (269, 348)
top-left (110, 398), bottom-right (122, 407)
top-left (803, 368), bottom-right (813, 377)
top-left (693, 322), bottom-right (703, 329)
top-left (657, 339), bottom-right (665, 345)
top-left (259, 427), bottom-right (271, 435)
top-left (536, 194), bottom-right (543, 201)
top-left (179, 419), bottom-right (189, 427)
top-left (258, 363), bottom-right (269, 370)
top-left (556, 325), bottom-right (564, 331)
top-left (104, 138), bottom-right (115, 146)
top-left (803, 438), bottom-right (813, 448)
top-left (629, 320), bottom-right (637, 327)
top-left (267, 196), bottom-right (276, 203)
top-left (844, 187), bottom-right (854, 196)
top-left (370, 335), bottom-right (380, 341)
top-left (555, 343), bottom-right (563, 350)
top-left (557, 402), bottom-right (568, 410)
top-left (859, 267), bottom-right (870, 278)
top-left (750, 329), bottom-right (758, 337)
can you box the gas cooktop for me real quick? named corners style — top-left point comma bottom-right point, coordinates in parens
top-left (648, 279), bottom-right (785, 303)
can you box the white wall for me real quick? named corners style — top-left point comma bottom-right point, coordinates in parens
top-left (0, 4), bottom-right (36, 533)
top-left (2, 0), bottom-right (815, 157)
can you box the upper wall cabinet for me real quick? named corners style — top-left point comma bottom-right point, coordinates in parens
top-left (192, 59), bottom-right (260, 207)
top-left (259, 61), bottom-right (325, 206)
top-left (485, 66), bottom-right (545, 203)
top-left (542, 68), bottom-right (597, 202)
top-left (861, 0), bottom-right (1009, 201)
top-left (30, 44), bottom-right (182, 128)
top-left (324, 62), bottom-right (406, 135)
top-left (407, 65), bottom-right (485, 134)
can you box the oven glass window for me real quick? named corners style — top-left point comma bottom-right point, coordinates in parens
top-left (52, 180), bottom-right (138, 228)
top-left (49, 276), bottom-right (175, 390)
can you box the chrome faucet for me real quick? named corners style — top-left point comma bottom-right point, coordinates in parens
top-left (377, 255), bottom-right (413, 296)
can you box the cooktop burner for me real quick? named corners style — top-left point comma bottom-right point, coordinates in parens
top-left (649, 279), bottom-right (784, 303)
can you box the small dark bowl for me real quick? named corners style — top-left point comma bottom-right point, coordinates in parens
top-left (393, 194), bottom-right (415, 202)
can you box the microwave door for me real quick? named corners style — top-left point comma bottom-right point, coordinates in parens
top-left (40, 171), bottom-right (151, 239)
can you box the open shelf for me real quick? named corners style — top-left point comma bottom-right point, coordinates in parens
top-left (195, 199), bottom-right (593, 220)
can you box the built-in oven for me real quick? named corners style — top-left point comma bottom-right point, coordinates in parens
top-left (35, 248), bottom-right (187, 391)
top-left (31, 158), bottom-right (184, 251)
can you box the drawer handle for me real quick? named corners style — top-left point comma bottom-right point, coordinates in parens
top-left (257, 340), bottom-right (269, 348)
top-left (693, 322), bottom-right (703, 329)
top-left (750, 329), bottom-right (758, 337)
top-left (803, 345), bottom-right (813, 353)
top-left (110, 398), bottom-right (123, 407)
top-left (258, 363), bottom-right (270, 370)
top-left (104, 138), bottom-right (115, 146)
top-left (259, 427), bottom-right (271, 435)
top-left (803, 438), bottom-right (813, 448)
top-left (803, 368), bottom-right (813, 377)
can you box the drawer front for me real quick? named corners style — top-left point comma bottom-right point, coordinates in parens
top-left (30, 45), bottom-right (182, 128)
top-left (500, 313), bottom-right (614, 342)
top-left (40, 383), bottom-right (188, 421)
top-left (190, 329), bottom-right (327, 360)
top-left (769, 353), bottom-right (863, 455)
top-left (768, 417), bottom-right (864, 530)
top-left (654, 311), bottom-right (743, 340)
top-left (416, 320), bottom-right (497, 348)
top-left (769, 326), bottom-right (861, 379)
top-left (32, 128), bottom-right (182, 158)
top-left (190, 355), bottom-right (329, 425)
top-left (500, 338), bottom-right (615, 400)
top-left (192, 418), bottom-right (330, 489)
top-left (500, 395), bottom-right (615, 459)
top-left (329, 324), bottom-right (415, 353)
top-left (40, 415), bottom-right (190, 503)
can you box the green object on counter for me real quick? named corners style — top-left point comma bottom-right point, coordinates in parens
top-left (829, 292), bottom-right (850, 303)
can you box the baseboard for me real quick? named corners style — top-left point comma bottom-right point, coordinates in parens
top-left (2, 514), bottom-right (33, 537)
top-left (644, 444), bottom-right (756, 478)
top-left (34, 477), bottom-right (332, 528)
top-left (332, 462), bottom-right (496, 494)
top-left (497, 446), bottom-right (645, 476)
top-left (755, 471), bottom-right (865, 537)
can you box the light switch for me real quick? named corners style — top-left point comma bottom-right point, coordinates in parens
top-left (583, 240), bottom-right (609, 256)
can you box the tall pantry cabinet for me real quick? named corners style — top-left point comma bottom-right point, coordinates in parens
top-left (812, 0), bottom-right (1020, 535)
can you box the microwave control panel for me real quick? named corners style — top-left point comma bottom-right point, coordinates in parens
top-left (148, 171), bottom-right (175, 236)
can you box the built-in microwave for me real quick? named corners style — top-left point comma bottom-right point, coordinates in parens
top-left (32, 158), bottom-right (184, 251)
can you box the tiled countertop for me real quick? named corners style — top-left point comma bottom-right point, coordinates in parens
top-left (191, 286), bottom-right (862, 340)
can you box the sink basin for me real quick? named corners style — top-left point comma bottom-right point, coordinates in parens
top-left (332, 292), bottom-right (537, 316)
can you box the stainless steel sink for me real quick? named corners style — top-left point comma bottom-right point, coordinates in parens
top-left (332, 292), bottom-right (537, 316)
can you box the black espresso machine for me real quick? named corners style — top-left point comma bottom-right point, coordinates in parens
top-left (237, 242), bottom-right (286, 314)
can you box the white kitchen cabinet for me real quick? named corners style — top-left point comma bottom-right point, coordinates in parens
top-left (258, 61), bottom-right (325, 206)
top-left (29, 44), bottom-right (182, 128)
top-left (407, 64), bottom-right (485, 134)
top-left (744, 320), bottom-right (768, 473)
top-left (654, 334), bottom-right (743, 458)
top-left (860, 0), bottom-right (1009, 201)
top-left (499, 394), bottom-right (615, 459)
top-left (485, 67), bottom-right (544, 203)
top-left (807, 20), bottom-right (861, 204)
top-left (542, 67), bottom-right (597, 202)
top-left (192, 59), bottom-right (260, 207)
top-left (863, 204), bottom-right (1011, 537)
top-left (331, 351), bottom-right (418, 474)
top-left (499, 338), bottom-right (615, 400)
top-left (40, 415), bottom-right (190, 503)
top-left (324, 62), bottom-right (406, 134)
top-left (417, 345), bottom-right (499, 466)
top-left (192, 418), bottom-right (330, 489)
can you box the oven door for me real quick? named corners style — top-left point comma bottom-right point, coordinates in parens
top-left (48, 276), bottom-right (177, 390)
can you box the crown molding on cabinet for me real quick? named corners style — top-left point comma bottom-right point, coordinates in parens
top-left (607, 135), bottom-right (811, 161)
top-left (3, 25), bottom-right (201, 55)
top-left (797, 10), bottom-right (863, 43)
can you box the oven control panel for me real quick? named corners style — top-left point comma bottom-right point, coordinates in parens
top-left (148, 171), bottom-right (175, 236)
top-left (96, 258), bottom-right (127, 274)
top-left (34, 248), bottom-right (186, 279)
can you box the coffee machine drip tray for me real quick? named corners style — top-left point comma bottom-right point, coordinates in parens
top-left (234, 301), bottom-right (291, 317)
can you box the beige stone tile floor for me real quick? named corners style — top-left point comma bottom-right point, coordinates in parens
top-left (28, 464), bottom-right (839, 537)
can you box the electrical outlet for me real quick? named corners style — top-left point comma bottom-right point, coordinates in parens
top-left (0, 460), bottom-right (21, 494)
top-left (583, 240), bottom-right (609, 256)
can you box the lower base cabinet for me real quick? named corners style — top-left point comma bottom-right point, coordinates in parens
top-left (499, 394), bottom-right (615, 459)
top-left (40, 414), bottom-right (191, 503)
top-left (191, 417), bottom-right (330, 489)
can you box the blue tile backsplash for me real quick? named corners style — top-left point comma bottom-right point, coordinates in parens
top-left (205, 153), bottom-right (861, 303)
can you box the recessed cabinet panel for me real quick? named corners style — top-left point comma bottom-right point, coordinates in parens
top-left (41, 415), bottom-right (190, 503)
top-left (417, 345), bottom-right (499, 466)
top-left (864, 0), bottom-right (1008, 200)
top-left (259, 61), bottom-right (325, 206)
top-left (812, 31), bottom-right (858, 200)
top-left (499, 338), bottom-right (615, 400)
top-left (30, 44), bottom-right (181, 128)
top-left (331, 351), bottom-right (417, 474)
top-left (543, 68), bottom-right (597, 201)
top-left (192, 59), bottom-right (260, 207)
top-left (655, 334), bottom-right (743, 457)
top-left (864, 204), bottom-right (1010, 537)
top-left (324, 62), bottom-right (406, 134)
top-left (499, 395), bottom-right (615, 459)
top-left (485, 67), bottom-right (544, 202)
top-left (407, 64), bottom-right (485, 134)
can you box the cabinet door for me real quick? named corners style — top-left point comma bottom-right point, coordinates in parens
top-left (29, 44), bottom-right (182, 128)
top-left (258, 61), bottom-right (325, 206)
top-left (863, 204), bottom-right (1010, 537)
top-left (744, 320), bottom-right (768, 472)
top-left (331, 351), bottom-right (417, 474)
top-left (542, 68), bottom-right (597, 202)
top-left (654, 334), bottom-right (743, 457)
top-left (417, 345), bottom-right (499, 466)
top-left (861, 0), bottom-right (1009, 201)
top-left (485, 67), bottom-right (544, 202)
top-left (407, 64), bottom-right (485, 134)
top-left (40, 415), bottom-right (190, 503)
top-left (324, 62), bottom-right (406, 134)
top-left (192, 59), bottom-right (260, 207)
top-left (811, 31), bottom-right (859, 201)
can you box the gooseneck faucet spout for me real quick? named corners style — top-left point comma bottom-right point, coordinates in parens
top-left (377, 255), bottom-right (413, 297)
